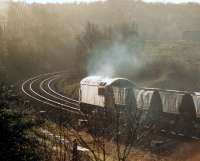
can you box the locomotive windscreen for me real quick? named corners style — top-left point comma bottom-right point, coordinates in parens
top-left (113, 87), bottom-right (132, 105)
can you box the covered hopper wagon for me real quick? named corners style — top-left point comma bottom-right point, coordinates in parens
top-left (134, 88), bottom-right (163, 121)
top-left (135, 88), bottom-right (197, 121)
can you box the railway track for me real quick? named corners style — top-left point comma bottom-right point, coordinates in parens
top-left (21, 72), bottom-right (81, 114)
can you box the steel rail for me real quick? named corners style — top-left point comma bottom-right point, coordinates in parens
top-left (21, 72), bottom-right (81, 114)
top-left (39, 75), bottom-right (79, 107)
top-left (29, 77), bottom-right (80, 111)
top-left (22, 76), bottom-right (57, 107)
top-left (47, 76), bottom-right (79, 103)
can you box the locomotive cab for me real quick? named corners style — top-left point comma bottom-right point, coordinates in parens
top-left (79, 76), bottom-right (136, 114)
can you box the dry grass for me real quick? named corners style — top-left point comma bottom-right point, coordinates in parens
top-left (168, 142), bottom-right (200, 161)
top-left (40, 120), bottom-right (200, 161)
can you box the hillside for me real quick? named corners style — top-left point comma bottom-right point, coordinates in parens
top-left (132, 40), bottom-right (200, 91)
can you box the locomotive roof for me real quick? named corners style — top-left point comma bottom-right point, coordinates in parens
top-left (80, 76), bottom-right (134, 87)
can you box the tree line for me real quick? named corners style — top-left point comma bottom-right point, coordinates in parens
top-left (0, 1), bottom-right (200, 81)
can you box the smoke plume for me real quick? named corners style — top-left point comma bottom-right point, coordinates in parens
top-left (87, 31), bottom-right (144, 78)
top-left (0, 0), bottom-right (10, 19)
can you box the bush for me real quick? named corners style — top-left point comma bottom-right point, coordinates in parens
top-left (0, 109), bottom-right (51, 161)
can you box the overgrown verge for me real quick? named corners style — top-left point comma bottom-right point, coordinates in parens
top-left (54, 77), bottom-right (80, 100)
top-left (0, 108), bottom-right (52, 161)
top-left (0, 83), bottom-right (53, 161)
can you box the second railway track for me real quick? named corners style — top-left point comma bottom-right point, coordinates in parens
top-left (21, 72), bottom-right (81, 114)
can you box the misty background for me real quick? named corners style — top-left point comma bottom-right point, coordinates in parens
top-left (0, 0), bottom-right (200, 90)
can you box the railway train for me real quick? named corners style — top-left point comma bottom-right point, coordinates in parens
top-left (79, 76), bottom-right (200, 122)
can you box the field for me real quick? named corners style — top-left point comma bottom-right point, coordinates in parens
top-left (132, 40), bottom-right (200, 91)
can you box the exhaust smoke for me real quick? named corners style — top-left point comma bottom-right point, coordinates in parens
top-left (0, 0), bottom-right (10, 19)
top-left (87, 32), bottom-right (144, 78)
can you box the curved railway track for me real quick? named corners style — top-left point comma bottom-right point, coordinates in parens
top-left (21, 72), bottom-right (81, 114)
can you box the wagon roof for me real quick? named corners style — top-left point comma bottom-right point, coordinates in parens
top-left (80, 76), bottom-right (134, 87)
top-left (137, 87), bottom-right (189, 95)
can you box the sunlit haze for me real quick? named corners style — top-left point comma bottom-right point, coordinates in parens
top-left (12, 0), bottom-right (200, 4)
top-left (142, 0), bottom-right (200, 3)
top-left (13, 0), bottom-right (106, 4)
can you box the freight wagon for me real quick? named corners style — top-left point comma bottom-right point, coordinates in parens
top-left (136, 88), bottom-right (197, 121)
